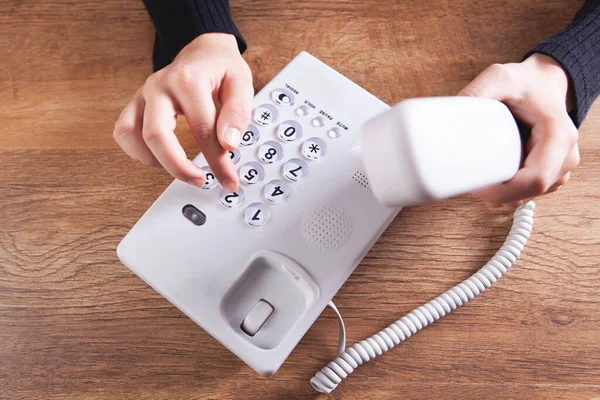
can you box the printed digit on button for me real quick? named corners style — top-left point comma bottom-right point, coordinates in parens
top-left (277, 120), bottom-right (303, 142)
top-left (229, 148), bottom-right (241, 164)
top-left (201, 166), bottom-right (218, 189)
top-left (219, 187), bottom-right (245, 208)
top-left (258, 141), bottom-right (284, 164)
top-left (253, 104), bottom-right (279, 126)
top-left (264, 179), bottom-right (291, 204)
top-left (244, 202), bottom-right (271, 227)
top-left (283, 158), bottom-right (308, 182)
top-left (241, 124), bottom-right (260, 146)
top-left (302, 137), bottom-right (328, 160)
top-left (240, 161), bottom-right (265, 185)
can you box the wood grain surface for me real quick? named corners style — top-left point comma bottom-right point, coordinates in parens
top-left (1, 1), bottom-right (599, 399)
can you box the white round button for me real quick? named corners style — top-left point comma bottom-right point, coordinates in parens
top-left (244, 202), bottom-right (271, 227)
top-left (219, 187), bottom-right (245, 208)
top-left (271, 88), bottom-right (295, 107)
top-left (240, 161), bottom-right (265, 185)
top-left (229, 148), bottom-right (241, 164)
top-left (302, 137), bottom-right (328, 160)
top-left (264, 179), bottom-right (291, 204)
top-left (277, 120), bottom-right (303, 142)
top-left (283, 158), bottom-right (308, 182)
top-left (258, 141), bottom-right (284, 164)
top-left (311, 116), bottom-right (325, 127)
top-left (241, 124), bottom-right (260, 146)
top-left (295, 105), bottom-right (310, 116)
top-left (327, 127), bottom-right (343, 139)
top-left (253, 104), bottom-right (278, 126)
top-left (201, 166), bottom-right (218, 189)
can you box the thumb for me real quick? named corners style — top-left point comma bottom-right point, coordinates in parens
top-left (457, 63), bottom-right (519, 102)
top-left (217, 71), bottom-right (254, 150)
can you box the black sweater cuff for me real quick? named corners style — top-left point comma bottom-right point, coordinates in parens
top-left (524, 0), bottom-right (600, 127)
top-left (142, 0), bottom-right (247, 71)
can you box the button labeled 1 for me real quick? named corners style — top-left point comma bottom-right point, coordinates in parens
top-left (244, 202), bottom-right (271, 227)
top-left (283, 158), bottom-right (308, 182)
top-left (264, 179), bottom-right (290, 204)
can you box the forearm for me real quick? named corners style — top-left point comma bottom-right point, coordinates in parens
top-left (525, 0), bottom-right (600, 127)
top-left (142, 0), bottom-right (246, 71)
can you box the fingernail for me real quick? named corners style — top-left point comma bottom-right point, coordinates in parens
top-left (222, 179), bottom-right (237, 193)
top-left (188, 178), bottom-right (205, 189)
top-left (224, 127), bottom-right (241, 147)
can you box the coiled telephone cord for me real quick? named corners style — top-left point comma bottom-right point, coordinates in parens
top-left (311, 201), bottom-right (535, 393)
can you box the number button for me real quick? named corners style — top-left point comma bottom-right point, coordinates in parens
top-left (229, 148), bottom-right (241, 164)
top-left (241, 124), bottom-right (260, 147)
top-left (282, 158), bottom-right (308, 182)
top-left (253, 104), bottom-right (279, 126)
top-left (201, 166), bottom-right (218, 190)
top-left (277, 120), bottom-right (303, 142)
top-left (258, 141), bottom-right (284, 164)
top-left (302, 137), bottom-right (328, 160)
top-left (219, 187), bottom-right (245, 208)
top-left (271, 88), bottom-right (295, 107)
top-left (244, 202), bottom-right (271, 227)
top-left (264, 179), bottom-right (291, 204)
top-left (240, 161), bottom-right (265, 185)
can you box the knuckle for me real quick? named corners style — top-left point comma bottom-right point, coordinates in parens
top-left (142, 126), bottom-right (162, 144)
top-left (174, 64), bottom-right (197, 88)
top-left (531, 174), bottom-right (552, 194)
top-left (192, 122), bottom-right (215, 143)
top-left (112, 118), bottom-right (136, 141)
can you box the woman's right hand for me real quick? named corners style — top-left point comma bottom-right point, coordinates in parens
top-left (112, 32), bottom-right (254, 192)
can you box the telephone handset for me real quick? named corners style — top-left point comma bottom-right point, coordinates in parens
top-left (116, 52), bottom-right (535, 393)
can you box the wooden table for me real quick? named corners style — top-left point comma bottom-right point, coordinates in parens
top-left (1, 1), bottom-right (599, 399)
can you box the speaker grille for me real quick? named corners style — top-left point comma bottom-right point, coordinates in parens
top-left (352, 171), bottom-right (371, 191)
top-left (301, 206), bottom-right (352, 251)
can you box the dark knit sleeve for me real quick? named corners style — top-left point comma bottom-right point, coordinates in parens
top-left (141, 0), bottom-right (247, 71)
top-left (524, 0), bottom-right (600, 127)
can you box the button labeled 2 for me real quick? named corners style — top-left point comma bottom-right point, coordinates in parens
top-left (219, 187), bottom-right (245, 208)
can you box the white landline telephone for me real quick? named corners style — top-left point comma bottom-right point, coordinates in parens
top-left (117, 52), bottom-right (535, 393)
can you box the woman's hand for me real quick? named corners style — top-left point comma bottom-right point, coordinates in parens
top-left (458, 53), bottom-right (580, 208)
top-left (113, 33), bottom-right (254, 192)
